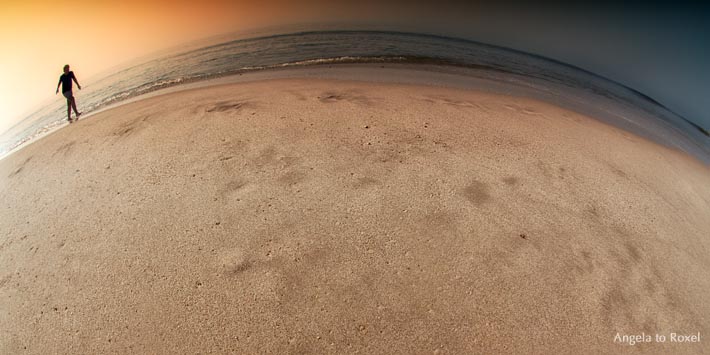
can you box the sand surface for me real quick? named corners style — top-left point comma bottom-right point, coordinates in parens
top-left (1, 78), bottom-right (709, 354)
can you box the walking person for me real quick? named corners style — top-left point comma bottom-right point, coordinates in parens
top-left (56, 64), bottom-right (82, 123)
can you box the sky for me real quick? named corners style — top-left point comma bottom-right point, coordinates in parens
top-left (1, 0), bottom-right (708, 134)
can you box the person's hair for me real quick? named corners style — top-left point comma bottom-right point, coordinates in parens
top-left (63, 64), bottom-right (70, 71)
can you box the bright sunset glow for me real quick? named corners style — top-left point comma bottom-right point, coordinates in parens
top-left (0, 0), bottom-right (332, 134)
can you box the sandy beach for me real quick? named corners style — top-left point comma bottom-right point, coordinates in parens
top-left (1, 77), bottom-right (709, 354)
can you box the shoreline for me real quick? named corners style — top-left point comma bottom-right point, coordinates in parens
top-left (3, 64), bottom-right (709, 165)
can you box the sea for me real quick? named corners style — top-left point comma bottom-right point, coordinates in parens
top-left (2, 29), bottom-right (708, 162)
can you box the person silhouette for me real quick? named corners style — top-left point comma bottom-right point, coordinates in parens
top-left (56, 64), bottom-right (82, 123)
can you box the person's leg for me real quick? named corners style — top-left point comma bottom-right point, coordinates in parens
top-left (67, 99), bottom-right (72, 122)
top-left (71, 97), bottom-right (80, 118)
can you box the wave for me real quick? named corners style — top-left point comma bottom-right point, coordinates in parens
top-left (2, 30), bottom-right (708, 161)
top-left (82, 56), bottom-right (458, 114)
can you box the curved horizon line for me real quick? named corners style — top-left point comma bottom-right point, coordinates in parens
top-left (188, 28), bottom-right (704, 133)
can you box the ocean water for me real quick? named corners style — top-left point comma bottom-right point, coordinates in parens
top-left (2, 30), bottom-right (708, 161)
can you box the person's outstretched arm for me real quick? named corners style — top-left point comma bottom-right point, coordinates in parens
top-left (72, 74), bottom-right (81, 90)
top-left (56, 78), bottom-right (61, 94)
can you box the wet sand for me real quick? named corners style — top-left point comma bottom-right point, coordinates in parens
top-left (1, 78), bottom-right (709, 354)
